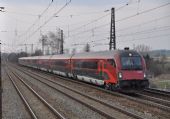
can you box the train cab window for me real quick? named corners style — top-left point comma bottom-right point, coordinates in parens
top-left (121, 56), bottom-right (142, 70)
top-left (108, 59), bottom-right (116, 68)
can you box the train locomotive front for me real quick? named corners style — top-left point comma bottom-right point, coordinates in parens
top-left (112, 50), bottom-right (149, 91)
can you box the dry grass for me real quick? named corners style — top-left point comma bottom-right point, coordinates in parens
top-left (149, 74), bottom-right (170, 91)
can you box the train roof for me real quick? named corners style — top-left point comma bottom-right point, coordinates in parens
top-left (19, 54), bottom-right (72, 60)
top-left (19, 50), bottom-right (140, 60)
top-left (72, 50), bottom-right (118, 59)
top-left (72, 50), bottom-right (140, 59)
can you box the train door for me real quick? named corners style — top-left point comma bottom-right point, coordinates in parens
top-left (68, 58), bottom-right (72, 77)
top-left (68, 58), bottom-right (75, 78)
top-left (99, 60), bottom-right (116, 90)
top-left (99, 60), bottom-right (104, 80)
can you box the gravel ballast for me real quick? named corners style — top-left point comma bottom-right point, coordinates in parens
top-left (22, 65), bottom-right (170, 119)
top-left (2, 66), bottom-right (31, 119)
top-left (14, 67), bottom-right (106, 119)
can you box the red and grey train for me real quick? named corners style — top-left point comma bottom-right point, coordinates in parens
top-left (19, 49), bottom-right (149, 91)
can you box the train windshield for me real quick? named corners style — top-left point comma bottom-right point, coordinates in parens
top-left (121, 56), bottom-right (142, 70)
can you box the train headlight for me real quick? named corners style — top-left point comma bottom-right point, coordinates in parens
top-left (144, 73), bottom-right (146, 79)
top-left (118, 72), bottom-right (122, 79)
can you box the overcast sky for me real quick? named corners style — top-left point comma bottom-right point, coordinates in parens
top-left (0, 0), bottom-right (170, 53)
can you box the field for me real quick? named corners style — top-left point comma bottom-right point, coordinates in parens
top-left (149, 74), bottom-right (170, 91)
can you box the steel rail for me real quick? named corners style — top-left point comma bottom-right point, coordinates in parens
top-left (7, 65), bottom-right (66, 119)
top-left (5, 68), bottom-right (38, 119)
top-left (12, 64), bottom-right (149, 119)
top-left (11, 63), bottom-right (170, 113)
top-left (25, 68), bottom-right (170, 112)
top-left (134, 93), bottom-right (170, 107)
top-left (145, 88), bottom-right (170, 97)
top-left (19, 64), bottom-right (170, 112)
top-left (9, 65), bottom-right (118, 119)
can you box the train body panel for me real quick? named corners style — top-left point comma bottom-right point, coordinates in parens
top-left (121, 70), bottom-right (144, 80)
top-left (18, 50), bottom-right (149, 91)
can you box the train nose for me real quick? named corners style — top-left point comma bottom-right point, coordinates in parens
top-left (140, 80), bottom-right (149, 88)
top-left (132, 81), bottom-right (136, 88)
top-left (119, 79), bottom-right (149, 89)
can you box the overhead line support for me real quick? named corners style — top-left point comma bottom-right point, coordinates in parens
top-left (109, 8), bottom-right (116, 50)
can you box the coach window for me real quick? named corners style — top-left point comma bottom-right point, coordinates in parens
top-left (74, 61), bottom-right (82, 68)
top-left (81, 61), bottom-right (97, 69)
top-left (55, 60), bottom-right (66, 66)
top-left (90, 61), bottom-right (97, 69)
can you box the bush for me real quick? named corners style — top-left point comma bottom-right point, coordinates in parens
top-left (149, 82), bottom-right (158, 88)
top-left (144, 54), bottom-right (169, 77)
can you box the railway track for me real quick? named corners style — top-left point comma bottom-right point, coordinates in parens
top-left (8, 63), bottom-right (146, 119)
top-left (144, 88), bottom-right (170, 97)
top-left (133, 92), bottom-right (170, 107)
top-left (7, 63), bottom-right (170, 118)
top-left (5, 66), bottom-right (65, 119)
top-left (2, 68), bottom-right (32, 119)
top-left (19, 64), bottom-right (170, 112)
top-left (129, 87), bottom-right (170, 108)
top-left (133, 87), bottom-right (170, 107)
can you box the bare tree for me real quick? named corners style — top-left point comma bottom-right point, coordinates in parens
top-left (39, 30), bottom-right (64, 55)
top-left (32, 49), bottom-right (43, 56)
top-left (39, 35), bottom-right (48, 55)
top-left (84, 43), bottom-right (90, 52)
top-left (48, 31), bottom-right (63, 54)
top-left (64, 49), bottom-right (69, 54)
top-left (72, 48), bottom-right (76, 54)
top-left (160, 54), bottom-right (167, 70)
top-left (133, 44), bottom-right (151, 53)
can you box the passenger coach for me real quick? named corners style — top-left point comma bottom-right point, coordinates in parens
top-left (19, 49), bottom-right (149, 91)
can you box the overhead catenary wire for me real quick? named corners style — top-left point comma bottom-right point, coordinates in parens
top-left (65, 5), bottom-right (170, 51)
top-left (68, 31), bottom-right (110, 45)
top-left (16, 0), bottom-right (72, 49)
top-left (70, 25), bottom-right (170, 47)
top-left (54, 9), bottom-right (111, 18)
top-left (16, 1), bottom-right (133, 51)
top-left (68, 20), bottom-right (170, 40)
top-left (72, 37), bottom-right (109, 46)
top-left (43, 2), bottom-right (132, 29)
top-left (117, 25), bottom-right (170, 37)
top-left (27, 0), bottom-right (71, 40)
top-left (71, 14), bottom-right (170, 37)
top-left (18, 0), bottom-right (54, 38)
top-left (82, 33), bottom-right (170, 48)
top-left (68, 2), bottom-right (130, 33)
top-left (115, 2), bottom-right (170, 23)
top-left (18, 22), bottom-right (170, 51)
top-left (5, 11), bottom-right (39, 17)
top-left (67, 22), bottom-right (110, 39)
top-left (69, 13), bottom-right (110, 33)
top-left (10, 1), bottom-right (170, 52)
top-left (67, 3), bottom-right (170, 40)
top-left (41, 8), bottom-right (122, 29)
top-left (62, 1), bottom-right (141, 34)
top-left (68, 2), bottom-right (170, 35)
top-left (118, 33), bottom-right (170, 43)
top-left (117, 14), bottom-right (170, 32)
